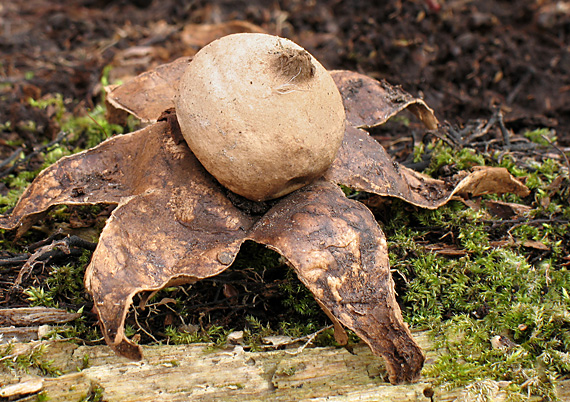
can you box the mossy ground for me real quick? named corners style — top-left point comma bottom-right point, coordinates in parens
top-left (1, 91), bottom-right (569, 400)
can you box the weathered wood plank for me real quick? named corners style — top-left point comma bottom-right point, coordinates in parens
top-left (1, 332), bottom-right (568, 401)
top-left (0, 307), bottom-right (81, 327)
top-left (0, 307), bottom-right (82, 345)
top-left (1, 333), bottom-right (434, 401)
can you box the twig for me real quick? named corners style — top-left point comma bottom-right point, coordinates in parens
top-left (132, 305), bottom-right (160, 344)
top-left (484, 217), bottom-right (570, 233)
top-left (428, 125), bottom-right (460, 148)
top-left (541, 133), bottom-right (570, 173)
top-left (506, 67), bottom-right (535, 105)
top-left (242, 325), bottom-right (333, 353)
top-left (0, 254), bottom-right (30, 267)
top-left (285, 325), bottom-right (333, 355)
top-left (10, 235), bottom-right (97, 289)
top-left (27, 228), bottom-right (64, 252)
top-left (464, 118), bottom-right (494, 144)
top-left (0, 131), bottom-right (69, 178)
top-left (0, 147), bottom-right (23, 169)
top-left (495, 109), bottom-right (511, 147)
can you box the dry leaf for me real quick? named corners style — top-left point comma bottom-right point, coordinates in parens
top-left (181, 20), bottom-right (265, 48)
top-left (422, 243), bottom-right (469, 257)
top-left (453, 166), bottom-right (530, 198)
top-left (522, 240), bottom-right (550, 251)
top-left (485, 200), bottom-right (532, 219)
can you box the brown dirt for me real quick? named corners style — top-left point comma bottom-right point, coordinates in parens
top-left (2, 0), bottom-right (569, 147)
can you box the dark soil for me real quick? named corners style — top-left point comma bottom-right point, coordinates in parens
top-left (0, 0), bottom-right (569, 337)
top-left (2, 0), bottom-right (569, 148)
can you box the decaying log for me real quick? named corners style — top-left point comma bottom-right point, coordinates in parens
top-left (0, 332), bottom-right (568, 401)
top-left (0, 307), bottom-right (82, 345)
top-left (0, 307), bottom-right (81, 327)
top-left (0, 334), bottom-right (435, 401)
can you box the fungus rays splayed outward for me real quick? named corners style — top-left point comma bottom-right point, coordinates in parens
top-left (0, 34), bottom-right (529, 385)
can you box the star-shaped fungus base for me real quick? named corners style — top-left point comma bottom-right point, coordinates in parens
top-left (0, 68), bottom-right (529, 385)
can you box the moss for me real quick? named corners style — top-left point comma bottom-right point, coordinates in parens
top-left (424, 141), bottom-right (486, 176)
top-left (0, 343), bottom-right (63, 377)
top-left (164, 324), bottom-right (231, 347)
top-left (384, 137), bottom-right (570, 399)
top-left (36, 391), bottom-right (50, 402)
top-left (21, 249), bottom-right (100, 342)
top-left (0, 70), bottom-right (130, 213)
top-left (525, 128), bottom-right (557, 146)
top-left (280, 268), bottom-right (322, 318)
top-left (79, 385), bottom-right (104, 402)
top-left (0, 169), bottom-right (41, 213)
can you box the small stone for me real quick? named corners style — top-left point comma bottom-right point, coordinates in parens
top-left (227, 330), bottom-right (244, 344)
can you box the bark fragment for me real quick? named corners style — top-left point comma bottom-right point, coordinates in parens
top-left (0, 307), bottom-right (80, 326)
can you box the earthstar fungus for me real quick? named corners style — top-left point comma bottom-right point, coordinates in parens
top-left (0, 34), bottom-right (529, 385)
top-left (176, 34), bottom-right (346, 201)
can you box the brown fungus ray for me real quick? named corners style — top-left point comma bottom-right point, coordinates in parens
top-left (323, 126), bottom-right (530, 208)
top-left (330, 70), bottom-right (439, 130)
top-left (0, 113), bottom-right (196, 236)
top-left (248, 180), bottom-right (424, 384)
top-left (0, 123), bottom-right (162, 237)
top-left (85, 184), bottom-right (255, 359)
top-left (105, 57), bottom-right (191, 123)
top-left (80, 114), bottom-right (257, 358)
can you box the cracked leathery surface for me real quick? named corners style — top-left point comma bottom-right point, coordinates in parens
top-left (248, 180), bottom-right (424, 383)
